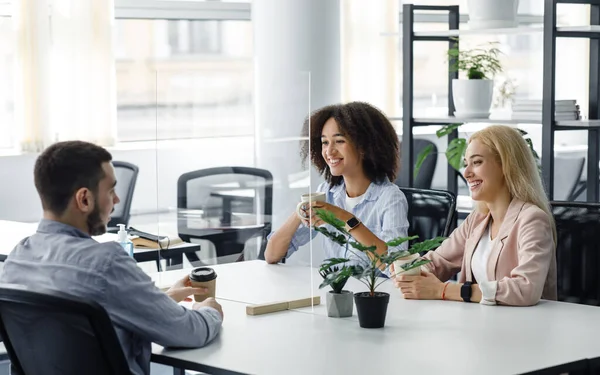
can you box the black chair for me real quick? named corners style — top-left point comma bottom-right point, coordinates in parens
top-left (107, 161), bottom-right (139, 233)
top-left (0, 284), bottom-right (131, 375)
top-left (399, 187), bottom-right (457, 245)
top-left (396, 138), bottom-right (438, 190)
top-left (551, 201), bottom-right (600, 306)
top-left (177, 167), bottom-right (273, 264)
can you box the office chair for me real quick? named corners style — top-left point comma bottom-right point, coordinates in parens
top-left (399, 187), bottom-right (457, 245)
top-left (0, 284), bottom-right (132, 375)
top-left (107, 161), bottom-right (139, 233)
top-left (176, 167), bottom-right (273, 264)
top-left (551, 201), bottom-right (600, 306)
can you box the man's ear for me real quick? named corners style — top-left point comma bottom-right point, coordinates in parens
top-left (74, 188), bottom-right (94, 213)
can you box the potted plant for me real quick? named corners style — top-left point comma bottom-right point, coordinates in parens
top-left (449, 40), bottom-right (503, 118)
top-left (319, 265), bottom-right (354, 318)
top-left (467, 0), bottom-right (519, 30)
top-left (315, 210), bottom-right (445, 329)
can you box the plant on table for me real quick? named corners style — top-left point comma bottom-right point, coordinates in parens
top-left (315, 209), bottom-right (445, 328)
top-left (319, 265), bottom-right (354, 318)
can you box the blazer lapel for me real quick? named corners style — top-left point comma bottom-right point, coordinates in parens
top-left (486, 199), bottom-right (526, 279)
top-left (464, 212), bottom-right (492, 282)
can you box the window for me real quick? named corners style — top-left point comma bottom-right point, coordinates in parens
top-left (168, 20), bottom-right (222, 55)
top-left (114, 19), bottom-right (253, 142)
top-left (0, 16), bottom-right (13, 149)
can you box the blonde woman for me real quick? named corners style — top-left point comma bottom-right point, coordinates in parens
top-left (394, 125), bottom-right (557, 306)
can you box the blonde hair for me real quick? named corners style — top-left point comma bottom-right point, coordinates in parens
top-left (468, 125), bottom-right (556, 245)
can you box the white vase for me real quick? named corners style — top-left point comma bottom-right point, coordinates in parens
top-left (467, 0), bottom-right (519, 30)
top-left (451, 79), bottom-right (493, 118)
top-left (393, 253), bottom-right (421, 278)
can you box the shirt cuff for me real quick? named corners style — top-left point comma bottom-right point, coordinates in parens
top-left (478, 280), bottom-right (498, 305)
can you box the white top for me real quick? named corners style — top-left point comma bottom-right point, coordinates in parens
top-left (471, 225), bottom-right (499, 305)
top-left (344, 192), bottom-right (364, 212)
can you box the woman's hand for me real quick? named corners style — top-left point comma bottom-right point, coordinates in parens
top-left (298, 201), bottom-right (351, 227)
top-left (394, 270), bottom-right (445, 300)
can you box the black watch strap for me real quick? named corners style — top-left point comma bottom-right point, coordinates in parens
top-left (461, 281), bottom-right (473, 303)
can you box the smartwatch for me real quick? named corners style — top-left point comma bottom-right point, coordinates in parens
top-left (461, 281), bottom-right (473, 302)
top-left (345, 216), bottom-right (361, 232)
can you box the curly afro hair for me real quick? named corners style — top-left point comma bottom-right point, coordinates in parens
top-left (300, 101), bottom-right (399, 187)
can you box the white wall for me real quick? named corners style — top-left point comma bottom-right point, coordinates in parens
top-left (0, 137), bottom-right (256, 222)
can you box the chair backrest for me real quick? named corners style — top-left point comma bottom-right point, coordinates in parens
top-left (0, 284), bottom-right (131, 375)
top-left (108, 161), bottom-right (139, 229)
top-left (396, 138), bottom-right (438, 189)
top-left (177, 167), bottom-right (273, 254)
top-left (551, 201), bottom-right (600, 306)
top-left (399, 187), bottom-right (457, 245)
top-left (553, 156), bottom-right (585, 201)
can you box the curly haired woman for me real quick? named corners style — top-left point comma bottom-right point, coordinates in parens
top-left (264, 101), bottom-right (409, 266)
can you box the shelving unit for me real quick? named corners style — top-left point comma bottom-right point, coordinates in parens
top-left (399, 2), bottom-right (600, 201)
top-left (400, 4), bottom-right (459, 193)
top-left (542, 0), bottom-right (600, 201)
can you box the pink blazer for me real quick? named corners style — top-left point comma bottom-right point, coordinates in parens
top-left (424, 199), bottom-right (557, 306)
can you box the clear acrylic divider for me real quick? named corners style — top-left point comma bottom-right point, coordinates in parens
top-left (145, 63), bottom-right (315, 314)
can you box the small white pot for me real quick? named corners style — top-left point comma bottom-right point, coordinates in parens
top-left (393, 253), bottom-right (421, 278)
top-left (467, 0), bottom-right (519, 30)
top-left (452, 79), bottom-right (493, 118)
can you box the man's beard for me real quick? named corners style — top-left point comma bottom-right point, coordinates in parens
top-left (87, 201), bottom-right (106, 236)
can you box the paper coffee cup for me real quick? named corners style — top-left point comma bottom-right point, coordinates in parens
top-left (393, 253), bottom-right (421, 278)
top-left (296, 192), bottom-right (326, 220)
top-left (189, 267), bottom-right (217, 302)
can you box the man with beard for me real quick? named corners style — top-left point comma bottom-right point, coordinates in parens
top-left (0, 141), bottom-right (223, 375)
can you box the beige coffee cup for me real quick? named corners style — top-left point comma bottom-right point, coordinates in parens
top-left (393, 253), bottom-right (421, 278)
top-left (295, 192), bottom-right (326, 221)
top-left (189, 267), bottom-right (217, 302)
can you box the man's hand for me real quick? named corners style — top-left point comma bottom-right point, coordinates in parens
top-left (194, 297), bottom-right (224, 318)
top-left (166, 275), bottom-right (208, 303)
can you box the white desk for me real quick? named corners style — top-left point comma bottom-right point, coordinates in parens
top-left (152, 261), bottom-right (600, 375)
top-left (0, 220), bottom-right (199, 267)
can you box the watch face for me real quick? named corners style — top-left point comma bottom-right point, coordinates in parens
top-left (347, 217), bottom-right (360, 228)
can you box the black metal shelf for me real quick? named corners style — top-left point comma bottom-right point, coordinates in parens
top-left (400, 4), bottom-right (459, 194)
top-left (400, 0), bottom-right (600, 202)
top-left (557, 0), bottom-right (600, 4)
top-left (556, 26), bottom-right (600, 38)
top-left (555, 120), bottom-right (600, 130)
top-left (542, 0), bottom-right (600, 201)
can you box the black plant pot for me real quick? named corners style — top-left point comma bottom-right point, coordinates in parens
top-left (354, 292), bottom-right (390, 328)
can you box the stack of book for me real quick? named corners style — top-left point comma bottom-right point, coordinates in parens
top-left (510, 99), bottom-right (580, 121)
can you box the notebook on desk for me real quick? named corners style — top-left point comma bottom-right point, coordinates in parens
top-left (128, 227), bottom-right (184, 249)
top-left (93, 228), bottom-right (184, 249)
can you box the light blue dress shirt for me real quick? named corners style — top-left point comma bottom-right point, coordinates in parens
top-left (270, 178), bottom-right (409, 267)
top-left (0, 219), bottom-right (222, 375)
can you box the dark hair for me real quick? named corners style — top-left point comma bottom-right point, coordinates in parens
top-left (300, 101), bottom-right (399, 186)
top-left (34, 141), bottom-right (113, 215)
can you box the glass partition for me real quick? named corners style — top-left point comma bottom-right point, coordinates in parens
top-left (144, 67), bottom-right (315, 305)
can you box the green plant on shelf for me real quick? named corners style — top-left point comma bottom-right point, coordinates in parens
top-left (448, 39), bottom-right (503, 80)
top-left (315, 209), bottom-right (445, 297)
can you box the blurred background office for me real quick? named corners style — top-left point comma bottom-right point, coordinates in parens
top-left (0, 0), bottom-right (594, 266)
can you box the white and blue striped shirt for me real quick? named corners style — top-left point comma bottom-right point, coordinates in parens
top-left (275, 178), bottom-right (409, 267)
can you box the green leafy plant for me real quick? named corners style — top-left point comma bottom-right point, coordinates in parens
top-left (315, 209), bottom-right (445, 297)
top-left (319, 265), bottom-right (351, 294)
top-left (448, 39), bottom-right (503, 80)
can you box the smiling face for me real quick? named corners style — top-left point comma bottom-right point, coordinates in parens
top-left (463, 139), bottom-right (506, 202)
top-left (320, 118), bottom-right (363, 178)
